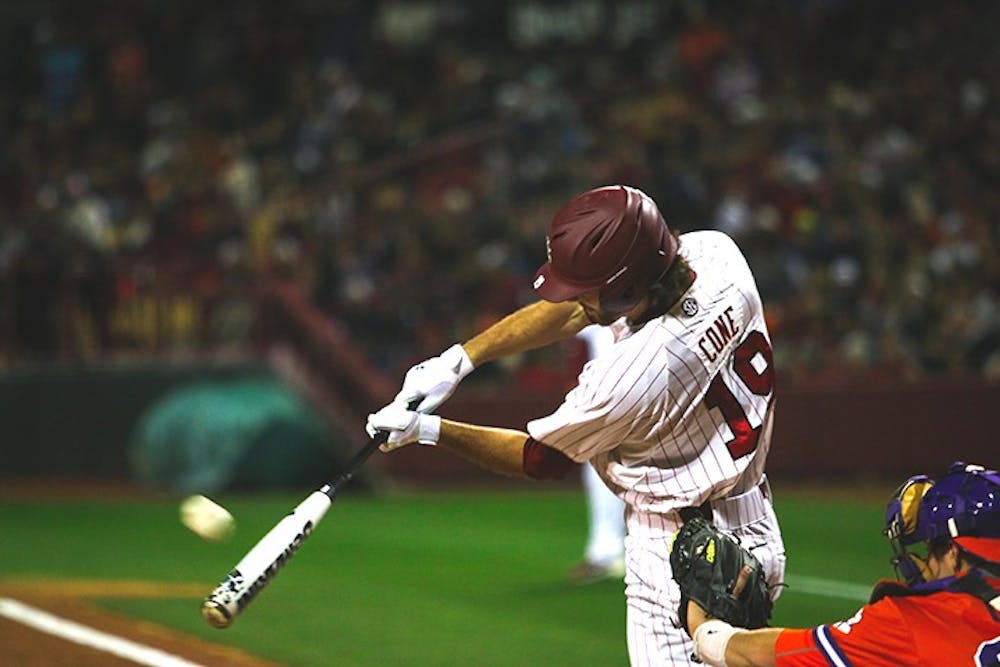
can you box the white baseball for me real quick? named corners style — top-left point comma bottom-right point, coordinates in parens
top-left (180, 495), bottom-right (235, 543)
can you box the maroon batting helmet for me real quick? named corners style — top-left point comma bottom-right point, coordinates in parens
top-left (533, 185), bottom-right (678, 314)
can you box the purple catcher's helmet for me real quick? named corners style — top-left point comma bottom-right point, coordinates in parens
top-left (884, 462), bottom-right (1000, 585)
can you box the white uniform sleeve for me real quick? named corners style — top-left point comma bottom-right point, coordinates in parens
top-left (576, 323), bottom-right (616, 358)
top-left (527, 351), bottom-right (639, 463)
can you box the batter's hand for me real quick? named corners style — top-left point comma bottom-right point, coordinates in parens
top-left (366, 402), bottom-right (441, 452)
top-left (395, 344), bottom-right (474, 413)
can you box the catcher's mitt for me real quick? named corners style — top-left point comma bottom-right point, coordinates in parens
top-left (669, 516), bottom-right (773, 635)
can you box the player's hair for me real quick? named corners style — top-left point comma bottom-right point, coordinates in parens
top-left (958, 545), bottom-right (1000, 576)
top-left (628, 249), bottom-right (694, 328)
top-left (926, 537), bottom-right (953, 560)
top-left (932, 535), bottom-right (1000, 577)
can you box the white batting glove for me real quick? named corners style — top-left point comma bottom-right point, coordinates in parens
top-left (366, 402), bottom-right (441, 452)
top-left (395, 344), bottom-right (475, 413)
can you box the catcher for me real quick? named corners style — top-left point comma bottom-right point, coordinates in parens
top-left (672, 462), bottom-right (1000, 667)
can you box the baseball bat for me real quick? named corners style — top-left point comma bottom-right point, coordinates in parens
top-left (201, 404), bottom-right (411, 629)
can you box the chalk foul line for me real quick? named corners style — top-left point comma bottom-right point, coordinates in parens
top-left (0, 597), bottom-right (204, 667)
top-left (783, 574), bottom-right (873, 602)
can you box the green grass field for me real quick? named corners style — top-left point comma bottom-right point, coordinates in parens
top-left (0, 485), bottom-right (893, 666)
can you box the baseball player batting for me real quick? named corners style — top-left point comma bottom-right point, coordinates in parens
top-left (367, 185), bottom-right (786, 666)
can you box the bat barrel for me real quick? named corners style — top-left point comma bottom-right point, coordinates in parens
top-left (200, 412), bottom-right (404, 628)
top-left (202, 491), bottom-right (332, 627)
top-left (201, 599), bottom-right (233, 628)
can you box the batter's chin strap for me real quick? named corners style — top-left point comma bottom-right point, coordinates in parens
top-left (870, 570), bottom-right (1000, 618)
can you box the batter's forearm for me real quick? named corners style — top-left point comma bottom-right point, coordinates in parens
top-left (437, 420), bottom-right (530, 478)
top-left (462, 301), bottom-right (590, 367)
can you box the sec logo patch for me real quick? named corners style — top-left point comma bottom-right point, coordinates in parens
top-left (681, 298), bottom-right (699, 317)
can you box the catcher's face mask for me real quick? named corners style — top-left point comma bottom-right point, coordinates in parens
top-left (884, 474), bottom-right (935, 585)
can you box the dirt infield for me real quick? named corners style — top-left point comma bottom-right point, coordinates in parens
top-left (0, 579), bottom-right (281, 667)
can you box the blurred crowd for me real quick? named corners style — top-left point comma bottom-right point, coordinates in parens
top-left (0, 0), bottom-right (997, 387)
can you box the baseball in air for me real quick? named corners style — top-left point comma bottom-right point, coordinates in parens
top-left (180, 495), bottom-right (235, 543)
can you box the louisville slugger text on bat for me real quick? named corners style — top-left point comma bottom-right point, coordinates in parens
top-left (201, 426), bottom-right (394, 628)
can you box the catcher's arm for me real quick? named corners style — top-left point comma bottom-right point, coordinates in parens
top-left (686, 600), bottom-right (783, 667)
top-left (670, 517), bottom-right (779, 666)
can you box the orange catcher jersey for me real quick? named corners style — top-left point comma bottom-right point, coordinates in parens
top-left (774, 576), bottom-right (1000, 666)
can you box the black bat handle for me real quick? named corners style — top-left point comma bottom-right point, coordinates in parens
top-left (323, 399), bottom-right (420, 498)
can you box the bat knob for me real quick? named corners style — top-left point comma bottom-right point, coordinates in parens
top-left (201, 599), bottom-right (233, 629)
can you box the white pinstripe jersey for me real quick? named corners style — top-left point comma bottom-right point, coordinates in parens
top-left (527, 230), bottom-right (776, 514)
